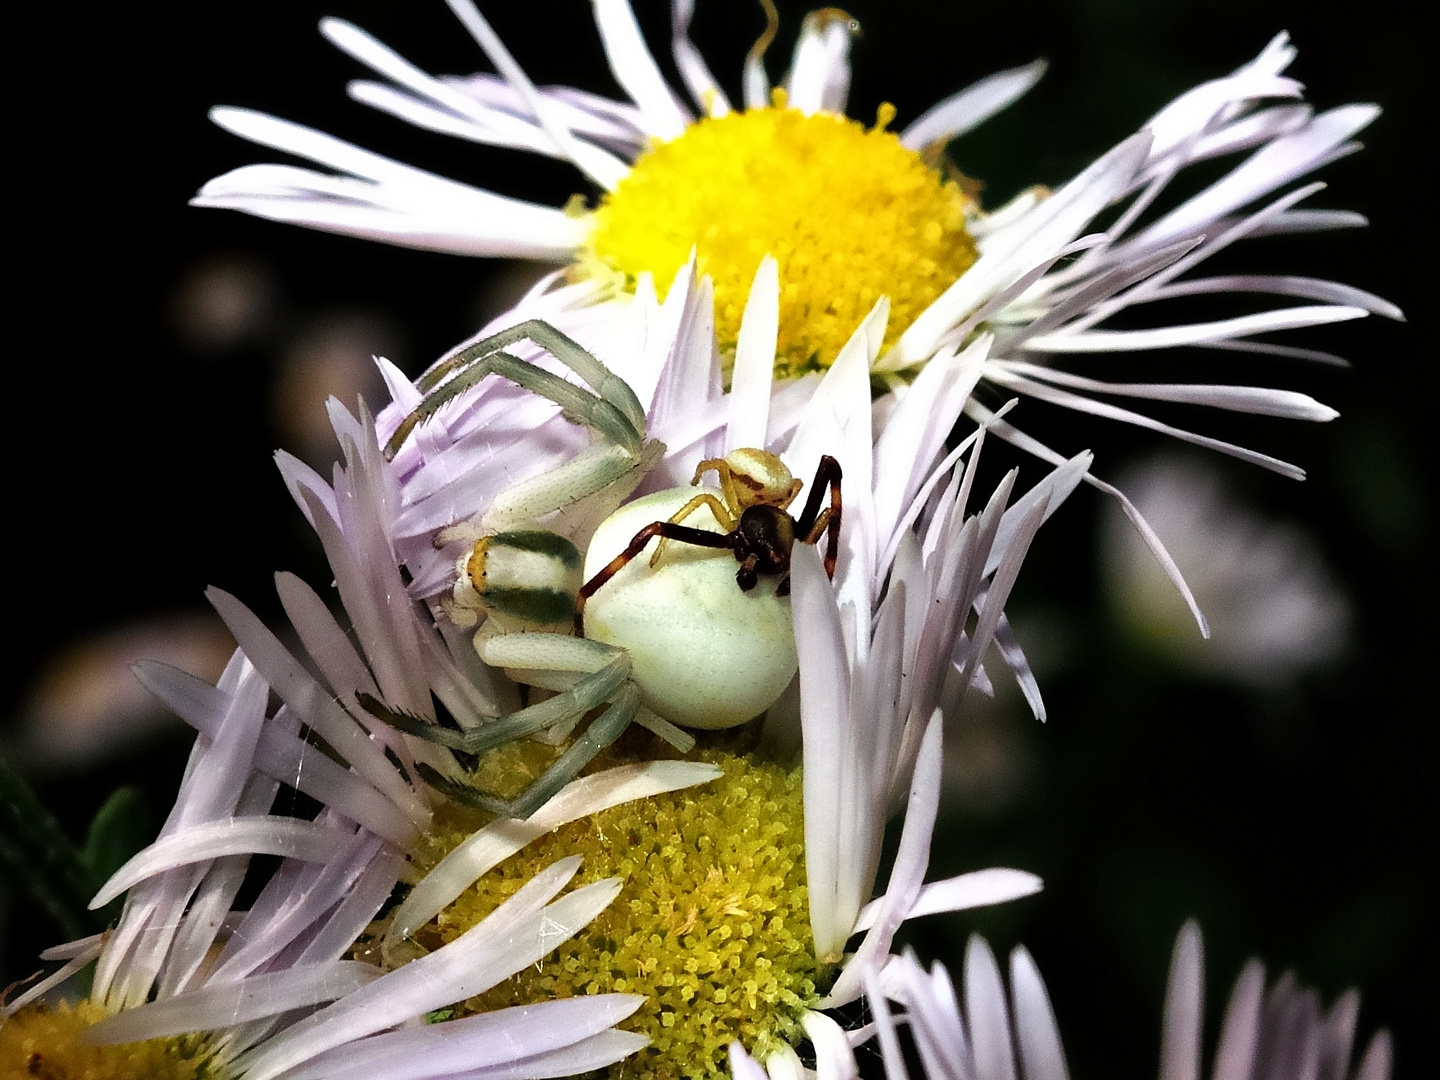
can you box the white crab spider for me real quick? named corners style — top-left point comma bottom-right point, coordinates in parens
top-left (368, 321), bottom-right (839, 819)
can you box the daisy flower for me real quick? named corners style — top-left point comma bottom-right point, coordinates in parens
top-left (195, 0), bottom-right (1401, 628)
top-left (728, 922), bottom-right (1390, 1080)
top-left (5, 281), bottom-right (1063, 1079)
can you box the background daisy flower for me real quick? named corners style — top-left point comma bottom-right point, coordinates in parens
top-left (191, 0), bottom-right (1402, 637)
top-left (734, 922), bottom-right (1390, 1080)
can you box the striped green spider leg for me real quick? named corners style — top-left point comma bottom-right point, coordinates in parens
top-left (372, 321), bottom-right (677, 818)
top-left (384, 318), bottom-right (648, 462)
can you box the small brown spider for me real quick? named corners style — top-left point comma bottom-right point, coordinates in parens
top-left (577, 448), bottom-right (842, 627)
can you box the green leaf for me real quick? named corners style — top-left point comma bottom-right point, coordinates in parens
top-left (0, 754), bottom-right (101, 940)
top-left (81, 786), bottom-right (151, 904)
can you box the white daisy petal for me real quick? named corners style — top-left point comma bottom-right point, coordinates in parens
top-left (1158, 104), bottom-right (1312, 172)
top-left (131, 660), bottom-right (416, 847)
top-left (991, 613), bottom-right (1046, 721)
top-left (964, 936), bottom-right (1018, 1080)
top-left (1160, 922), bottom-right (1205, 1080)
top-left (793, 543), bottom-right (853, 957)
top-left (85, 962), bottom-right (382, 1044)
top-left (872, 337), bottom-right (988, 547)
top-left (802, 1010), bottom-right (860, 1080)
top-left (1009, 946), bottom-right (1070, 1080)
top-left (852, 868), bottom-right (1044, 932)
top-left (208, 829), bottom-right (392, 982)
top-left (1143, 73), bottom-right (1303, 161)
top-left (1211, 960), bottom-right (1266, 1080)
top-left (825, 712), bottom-right (942, 1006)
top-left (198, 109), bottom-right (587, 257)
top-left (728, 255), bottom-right (780, 451)
top-left (441, 0), bottom-right (628, 188)
top-left (347, 79), bottom-right (560, 157)
top-left (1258, 207), bottom-right (1368, 235)
top-left (1, 941), bottom-right (104, 1016)
top-left (966, 400), bottom-right (1209, 636)
top-left (1145, 274), bottom-right (1403, 320)
top-left (766, 1043), bottom-right (811, 1080)
top-left (785, 10), bottom-right (856, 115)
top-left (900, 135), bottom-right (1152, 362)
top-left (205, 587), bottom-right (428, 818)
top-left (877, 923), bottom-right (1388, 1080)
top-left (234, 859), bottom-right (617, 1080)
top-left (980, 365), bottom-right (1312, 479)
top-left (729, 1042), bottom-right (772, 1080)
top-left (1132, 104), bottom-right (1380, 249)
top-left (901, 60), bottom-right (1048, 150)
top-left (991, 362), bottom-right (1339, 421)
top-left (90, 818), bottom-right (357, 909)
top-left (866, 969), bottom-right (911, 1080)
top-left (672, 0), bottom-right (731, 116)
top-left (275, 570), bottom-right (383, 703)
top-left (1023, 303), bottom-right (1367, 354)
top-left (1354, 1033), bottom-right (1394, 1080)
top-left (593, 0), bottom-right (691, 137)
top-left (984, 452), bottom-right (1090, 577)
top-left (281, 995), bottom-right (646, 1080)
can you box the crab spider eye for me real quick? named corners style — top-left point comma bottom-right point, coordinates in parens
top-left (582, 487), bottom-right (799, 730)
top-left (462, 530), bottom-right (582, 626)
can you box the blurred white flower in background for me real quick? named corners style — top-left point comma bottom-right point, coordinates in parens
top-left (9, 616), bottom-right (233, 771)
top-left (1102, 453), bottom-right (1350, 688)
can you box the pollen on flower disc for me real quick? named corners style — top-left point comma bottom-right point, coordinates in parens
top-left (0, 1000), bottom-right (219, 1080)
top-left (410, 751), bottom-right (829, 1080)
top-left (583, 98), bottom-right (978, 376)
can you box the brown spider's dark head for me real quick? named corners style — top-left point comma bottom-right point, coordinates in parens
top-left (734, 505), bottom-right (797, 590)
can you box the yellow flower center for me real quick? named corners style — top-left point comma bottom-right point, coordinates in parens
top-left (403, 749), bottom-right (828, 1080)
top-left (583, 96), bottom-right (977, 376)
top-left (0, 1000), bottom-right (220, 1080)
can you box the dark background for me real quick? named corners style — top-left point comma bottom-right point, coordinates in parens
top-left (6, 1), bottom-right (1433, 1076)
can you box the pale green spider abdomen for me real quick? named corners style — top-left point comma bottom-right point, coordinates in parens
top-left (583, 487), bottom-right (799, 730)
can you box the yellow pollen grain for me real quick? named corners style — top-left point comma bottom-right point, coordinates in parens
top-left (583, 98), bottom-right (978, 376)
top-left (406, 751), bottom-right (828, 1080)
top-left (0, 999), bottom-right (221, 1080)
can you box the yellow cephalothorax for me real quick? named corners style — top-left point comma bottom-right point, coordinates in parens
top-left (648, 448), bottom-right (805, 569)
top-left (583, 96), bottom-right (978, 376)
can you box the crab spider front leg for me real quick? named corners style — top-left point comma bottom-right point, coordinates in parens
top-left (483, 440), bottom-right (663, 534)
top-left (385, 319), bottom-right (647, 460)
top-left (646, 493), bottom-right (738, 568)
top-left (578, 520), bottom-right (741, 627)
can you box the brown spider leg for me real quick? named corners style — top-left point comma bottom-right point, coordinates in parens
top-left (690, 459), bottom-right (740, 512)
top-left (793, 455), bottom-right (843, 580)
top-left (648, 493), bottom-right (738, 568)
top-left (575, 521), bottom-right (738, 631)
